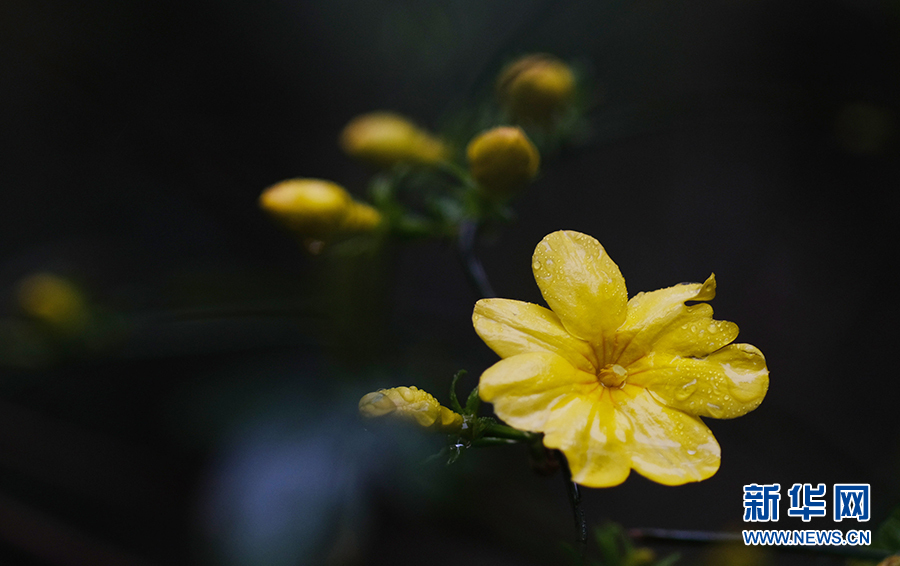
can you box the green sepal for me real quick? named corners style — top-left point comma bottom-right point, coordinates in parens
top-left (464, 384), bottom-right (481, 415)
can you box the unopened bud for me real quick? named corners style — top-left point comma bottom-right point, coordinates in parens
top-left (260, 178), bottom-right (381, 245)
top-left (341, 201), bottom-right (382, 233)
top-left (340, 112), bottom-right (448, 168)
top-left (359, 386), bottom-right (463, 433)
top-left (497, 54), bottom-right (575, 124)
top-left (260, 179), bottom-right (381, 254)
top-left (467, 126), bottom-right (539, 196)
top-left (16, 273), bottom-right (89, 332)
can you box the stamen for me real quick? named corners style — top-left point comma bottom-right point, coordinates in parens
top-left (598, 363), bottom-right (627, 388)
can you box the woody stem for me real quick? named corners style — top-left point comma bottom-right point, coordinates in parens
top-left (559, 454), bottom-right (588, 562)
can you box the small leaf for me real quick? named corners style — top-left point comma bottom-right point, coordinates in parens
top-left (449, 370), bottom-right (466, 413)
top-left (464, 384), bottom-right (481, 415)
top-left (368, 174), bottom-right (395, 207)
top-left (873, 507), bottom-right (900, 552)
top-left (594, 523), bottom-right (628, 566)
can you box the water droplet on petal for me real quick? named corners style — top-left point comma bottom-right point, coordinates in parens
top-left (675, 379), bottom-right (697, 401)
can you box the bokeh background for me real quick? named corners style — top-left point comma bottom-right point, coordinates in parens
top-left (2, 0), bottom-right (899, 564)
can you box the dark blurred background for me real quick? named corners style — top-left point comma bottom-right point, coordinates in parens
top-left (2, 0), bottom-right (899, 564)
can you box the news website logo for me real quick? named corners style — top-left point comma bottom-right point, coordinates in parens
top-left (741, 483), bottom-right (871, 547)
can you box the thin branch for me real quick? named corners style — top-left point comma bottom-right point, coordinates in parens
top-left (457, 219), bottom-right (495, 298)
top-left (559, 455), bottom-right (588, 562)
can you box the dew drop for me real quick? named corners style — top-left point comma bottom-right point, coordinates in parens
top-left (532, 260), bottom-right (542, 270)
top-left (708, 323), bottom-right (718, 333)
top-left (675, 379), bottom-right (697, 401)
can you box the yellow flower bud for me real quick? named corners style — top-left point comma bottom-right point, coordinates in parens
top-left (467, 126), bottom-right (540, 196)
top-left (340, 111), bottom-right (448, 168)
top-left (259, 179), bottom-right (381, 248)
top-left (359, 386), bottom-right (464, 433)
top-left (341, 201), bottom-right (383, 233)
top-left (16, 273), bottom-right (89, 332)
top-left (497, 54), bottom-right (575, 124)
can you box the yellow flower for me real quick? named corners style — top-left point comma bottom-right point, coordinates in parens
top-left (467, 126), bottom-right (540, 197)
top-left (359, 386), bottom-right (464, 434)
top-left (339, 111), bottom-right (448, 168)
top-left (16, 273), bottom-right (90, 332)
top-left (259, 178), bottom-right (381, 251)
top-left (496, 54), bottom-right (575, 124)
top-left (472, 231), bottom-right (768, 487)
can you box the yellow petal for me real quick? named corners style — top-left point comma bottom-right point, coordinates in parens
top-left (339, 112), bottom-right (447, 167)
top-left (614, 274), bottom-right (738, 367)
top-left (532, 231), bottom-right (627, 361)
top-left (541, 392), bottom-right (631, 487)
top-left (629, 343), bottom-right (769, 419)
top-left (438, 406), bottom-right (465, 431)
top-left (358, 386), bottom-right (463, 433)
top-left (611, 386), bottom-right (721, 485)
top-left (473, 298), bottom-right (598, 372)
top-left (479, 352), bottom-right (596, 432)
top-left (259, 178), bottom-right (352, 238)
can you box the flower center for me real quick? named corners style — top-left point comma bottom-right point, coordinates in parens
top-left (597, 363), bottom-right (628, 388)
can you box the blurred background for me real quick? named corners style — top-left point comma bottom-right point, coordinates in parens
top-left (2, 0), bottom-right (899, 564)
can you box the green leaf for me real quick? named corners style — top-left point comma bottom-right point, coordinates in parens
top-left (594, 522), bottom-right (627, 566)
top-left (873, 506), bottom-right (900, 551)
top-left (449, 370), bottom-right (466, 413)
top-left (464, 384), bottom-right (481, 415)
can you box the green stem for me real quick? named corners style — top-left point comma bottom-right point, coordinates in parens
top-left (434, 160), bottom-right (474, 187)
top-left (457, 219), bottom-right (495, 298)
top-left (560, 455), bottom-right (588, 562)
top-left (471, 437), bottom-right (520, 447)
top-left (479, 422), bottom-right (539, 443)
